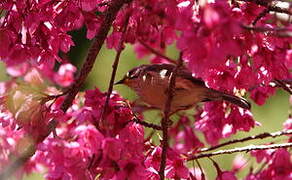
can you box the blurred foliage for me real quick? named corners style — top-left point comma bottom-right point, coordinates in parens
top-left (23, 173), bottom-right (45, 180)
top-left (0, 62), bottom-right (8, 81)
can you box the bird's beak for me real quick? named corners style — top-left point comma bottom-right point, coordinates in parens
top-left (114, 78), bottom-right (125, 85)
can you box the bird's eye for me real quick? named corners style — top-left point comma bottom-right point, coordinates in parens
top-left (129, 73), bottom-right (139, 79)
top-left (127, 69), bottom-right (140, 79)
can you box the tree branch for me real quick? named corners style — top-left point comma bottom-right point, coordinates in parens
top-left (61, 0), bottom-right (132, 112)
top-left (159, 53), bottom-right (183, 180)
top-left (100, 11), bottom-right (130, 129)
top-left (199, 129), bottom-right (292, 153)
top-left (188, 142), bottom-right (292, 160)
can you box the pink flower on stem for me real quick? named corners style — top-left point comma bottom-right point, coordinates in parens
top-left (145, 147), bottom-right (190, 179)
top-left (54, 63), bottom-right (77, 87)
top-left (232, 155), bottom-right (247, 172)
top-left (248, 149), bottom-right (292, 179)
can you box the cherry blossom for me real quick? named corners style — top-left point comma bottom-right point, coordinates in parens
top-left (0, 0), bottom-right (291, 179)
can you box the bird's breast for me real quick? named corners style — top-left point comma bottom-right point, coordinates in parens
top-left (135, 75), bottom-right (207, 113)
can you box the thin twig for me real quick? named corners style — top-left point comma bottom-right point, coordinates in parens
top-left (138, 39), bottom-right (177, 65)
top-left (159, 53), bottom-right (183, 180)
top-left (123, 101), bottom-right (163, 130)
top-left (252, 9), bottom-right (270, 25)
top-left (198, 129), bottom-right (292, 153)
top-left (241, 25), bottom-right (292, 37)
top-left (0, 0), bottom-right (132, 179)
top-left (273, 79), bottom-right (292, 94)
top-left (195, 159), bottom-right (206, 180)
top-left (61, 0), bottom-right (132, 113)
top-left (242, 25), bottom-right (292, 32)
top-left (187, 142), bottom-right (292, 160)
top-left (100, 12), bottom-right (130, 128)
top-left (133, 117), bottom-right (162, 130)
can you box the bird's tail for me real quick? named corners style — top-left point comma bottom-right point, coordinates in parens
top-left (207, 89), bottom-right (251, 109)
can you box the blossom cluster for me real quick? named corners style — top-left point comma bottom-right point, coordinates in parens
top-left (0, 0), bottom-right (291, 179)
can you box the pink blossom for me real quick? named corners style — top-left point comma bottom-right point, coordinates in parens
top-left (178, 1), bottom-right (244, 80)
top-left (59, 34), bottom-right (75, 53)
top-left (203, 5), bottom-right (220, 29)
top-left (6, 63), bottom-right (29, 77)
top-left (150, 56), bottom-right (170, 64)
top-left (0, 0), bottom-right (291, 179)
top-left (54, 63), bottom-right (77, 87)
top-left (226, 106), bottom-right (257, 133)
top-left (0, 29), bottom-right (17, 61)
top-left (285, 50), bottom-right (292, 69)
top-left (189, 168), bottom-right (204, 180)
top-left (250, 86), bottom-right (276, 105)
top-left (195, 101), bottom-right (256, 145)
top-left (165, 158), bottom-right (189, 179)
top-left (74, 125), bottom-right (104, 154)
top-left (80, 0), bottom-right (100, 12)
top-left (103, 138), bottom-right (123, 161)
top-left (170, 116), bottom-right (203, 153)
top-left (106, 32), bottom-right (123, 51)
top-left (145, 147), bottom-right (162, 172)
top-left (195, 102), bottom-right (225, 145)
top-left (55, 3), bottom-right (85, 31)
top-left (216, 171), bottom-right (237, 180)
top-left (116, 159), bottom-right (148, 180)
top-left (85, 13), bottom-right (102, 39)
top-left (253, 149), bottom-right (292, 180)
top-left (35, 124), bottom-right (105, 180)
top-left (251, 149), bottom-right (275, 163)
top-left (134, 43), bottom-right (152, 59)
top-left (145, 147), bottom-right (190, 179)
top-left (283, 118), bottom-right (292, 131)
top-left (232, 155), bottom-right (247, 172)
top-left (0, 125), bottom-right (24, 172)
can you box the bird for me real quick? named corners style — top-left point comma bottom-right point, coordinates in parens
top-left (115, 64), bottom-right (251, 114)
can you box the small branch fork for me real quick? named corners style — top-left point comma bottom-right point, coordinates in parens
top-left (0, 0), bottom-right (132, 179)
top-left (187, 142), bottom-right (292, 160)
top-left (159, 53), bottom-right (183, 180)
